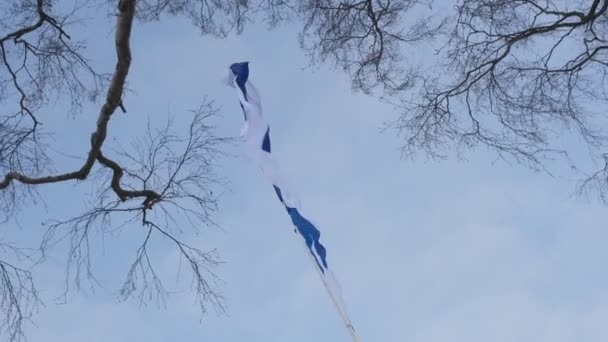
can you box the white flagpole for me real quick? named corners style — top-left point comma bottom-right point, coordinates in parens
top-left (300, 242), bottom-right (361, 342)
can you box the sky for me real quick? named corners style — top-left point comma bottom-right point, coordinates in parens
top-left (5, 3), bottom-right (608, 342)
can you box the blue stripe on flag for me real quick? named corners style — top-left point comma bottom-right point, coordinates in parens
top-left (240, 103), bottom-right (247, 120)
top-left (286, 206), bottom-right (329, 272)
top-left (273, 185), bottom-right (284, 203)
top-left (230, 62), bottom-right (249, 101)
top-left (262, 127), bottom-right (271, 152)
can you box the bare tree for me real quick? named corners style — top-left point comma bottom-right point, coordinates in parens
top-left (266, 0), bottom-right (608, 199)
top-left (0, 0), bottom-right (255, 340)
top-left (295, 0), bottom-right (446, 94)
top-left (395, 0), bottom-right (608, 178)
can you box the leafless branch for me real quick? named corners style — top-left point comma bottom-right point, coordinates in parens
top-left (0, 242), bottom-right (41, 342)
top-left (0, 0), bottom-right (109, 184)
top-left (381, 0), bottom-right (608, 190)
top-left (253, 0), bottom-right (608, 199)
top-left (37, 102), bottom-right (228, 319)
top-left (0, 0), bottom-right (227, 339)
top-left (294, 0), bottom-right (445, 94)
top-left (126, 0), bottom-right (252, 36)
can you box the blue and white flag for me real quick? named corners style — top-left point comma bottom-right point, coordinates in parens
top-left (226, 62), bottom-right (359, 341)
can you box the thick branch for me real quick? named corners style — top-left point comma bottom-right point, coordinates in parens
top-left (96, 152), bottom-right (161, 207)
top-left (0, 0), bottom-right (46, 44)
top-left (0, 0), bottom-right (136, 190)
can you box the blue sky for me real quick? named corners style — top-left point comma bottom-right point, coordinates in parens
top-left (6, 4), bottom-right (608, 342)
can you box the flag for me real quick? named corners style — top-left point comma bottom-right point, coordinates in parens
top-left (226, 61), bottom-right (360, 341)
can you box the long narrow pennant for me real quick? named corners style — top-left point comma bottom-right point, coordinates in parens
top-left (226, 62), bottom-right (360, 341)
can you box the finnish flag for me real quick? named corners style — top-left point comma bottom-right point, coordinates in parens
top-left (226, 62), bottom-right (359, 341)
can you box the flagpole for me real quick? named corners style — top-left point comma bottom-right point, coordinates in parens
top-left (301, 242), bottom-right (361, 342)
